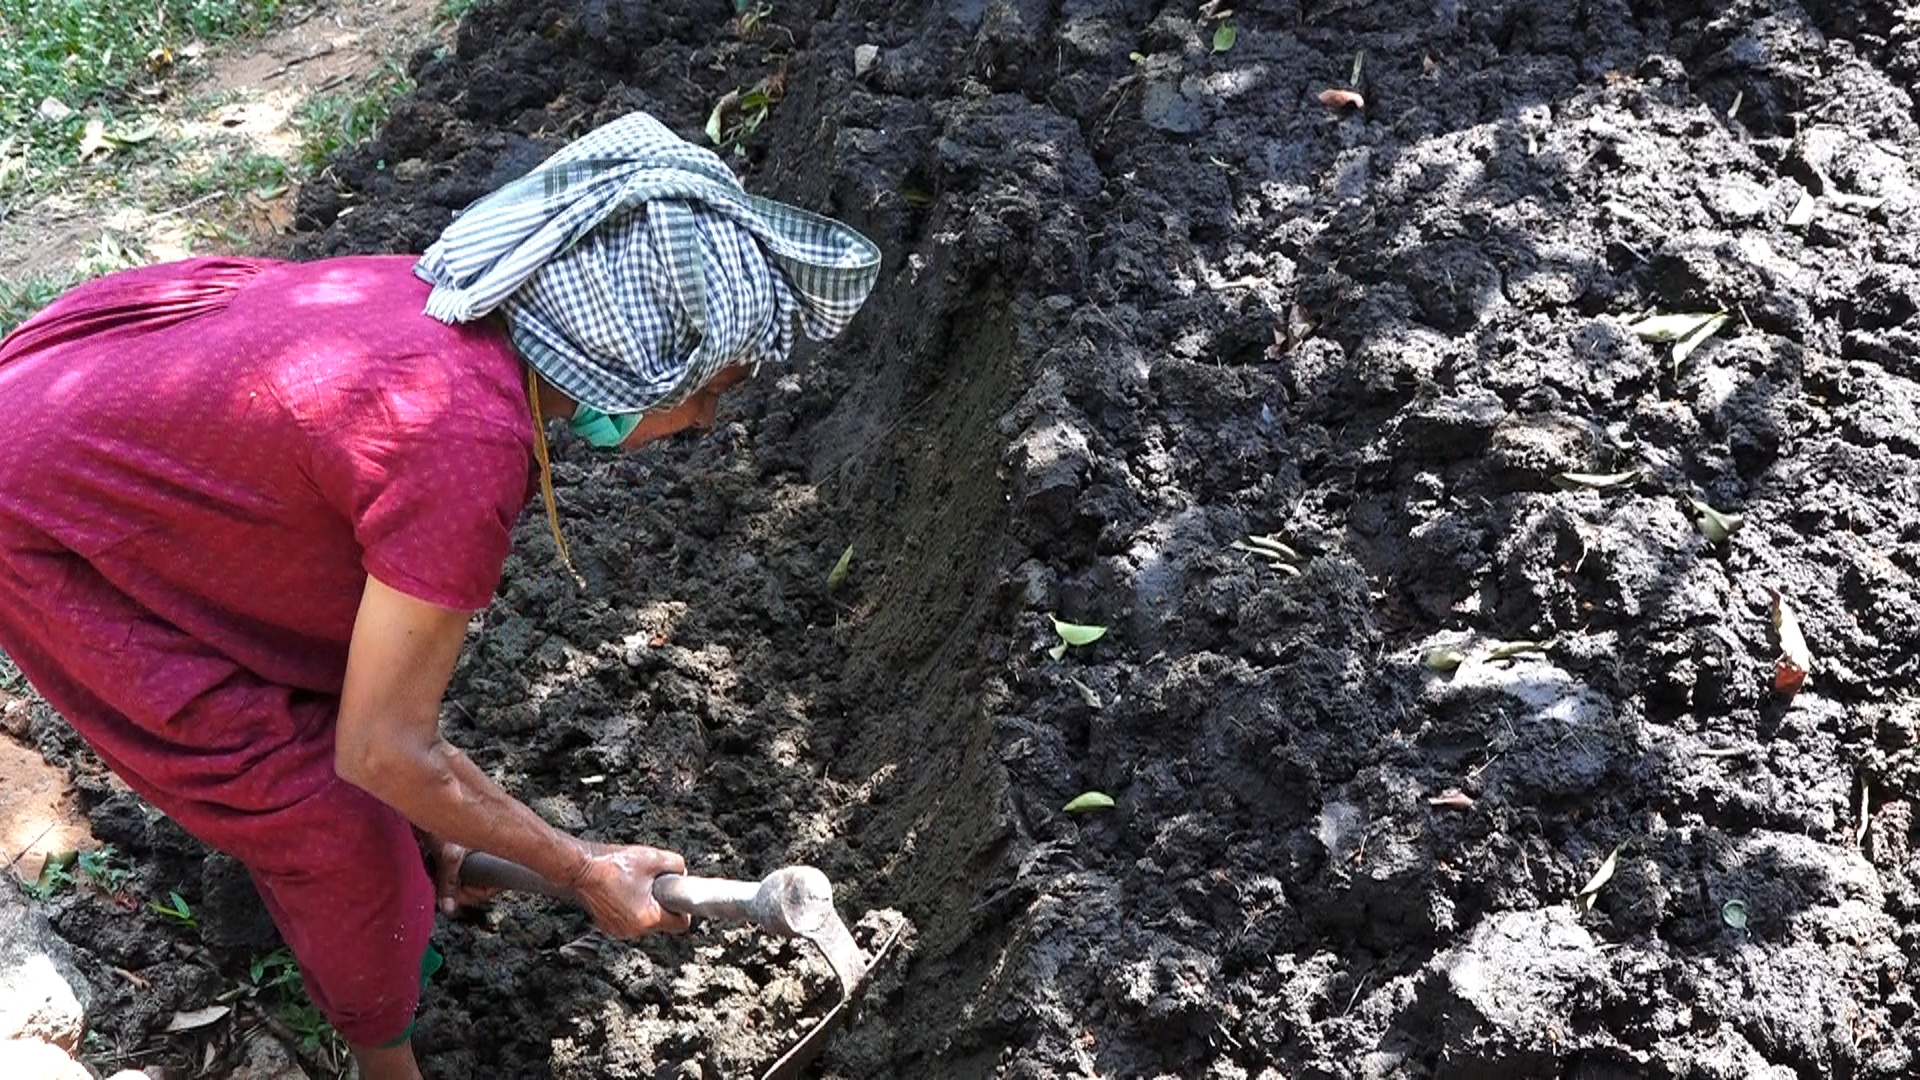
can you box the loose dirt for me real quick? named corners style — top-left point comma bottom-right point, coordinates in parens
top-left (13, 0), bottom-right (1920, 1077)
top-left (0, 711), bottom-right (93, 885)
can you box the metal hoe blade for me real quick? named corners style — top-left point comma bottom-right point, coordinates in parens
top-left (458, 853), bottom-right (906, 1077)
top-left (759, 914), bottom-right (906, 1080)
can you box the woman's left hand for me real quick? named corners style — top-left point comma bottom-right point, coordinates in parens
top-left (420, 832), bottom-right (500, 916)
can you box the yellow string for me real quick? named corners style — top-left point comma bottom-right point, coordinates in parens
top-left (527, 366), bottom-right (585, 589)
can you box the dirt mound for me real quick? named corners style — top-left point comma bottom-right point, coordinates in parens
top-left (28, 0), bottom-right (1920, 1075)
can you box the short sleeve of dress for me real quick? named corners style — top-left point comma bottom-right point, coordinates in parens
top-left (364, 427), bottom-right (529, 609)
top-left (310, 421), bottom-right (531, 612)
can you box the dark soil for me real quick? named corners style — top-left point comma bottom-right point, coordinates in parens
top-left (24, 0), bottom-right (1920, 1076)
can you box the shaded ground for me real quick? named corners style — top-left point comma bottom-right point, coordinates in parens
top-left (16, 0), bottom-right (1920, 1076)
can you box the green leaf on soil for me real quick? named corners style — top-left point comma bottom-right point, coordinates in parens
top-left (1688, 498), bottom-right (1744, 546)
top-left (1212, 24), bottom-right (1237, 52)
top-left (1721, 898), bottom-right (1750, 930)
top-left (1423, 646), bottom-right (1466, 673)
top-left (153, 889), bottom-right (195, 926)
top-left (1064, 791), bottom-right (1116, 812)
top-left (1551, 468), bottom-right (1643, 492)
top-left (704, 101), bottom-right (726, 144)
top-left (31, 851), bottom-right (77, 899)
top-left (1350, 50), bottom-right (1365, 87)
top-left (1486, 638), bottom-right (1551, 660)
top-left (1049, 616), bottom-right (1108, 648)
top-left (1574, 843), bottom-right (1623, 912)
top-left (827, 544), bottom-right (854, 591)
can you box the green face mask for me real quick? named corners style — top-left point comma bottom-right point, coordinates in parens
top-left (570, 406), bottom-right (643, 448)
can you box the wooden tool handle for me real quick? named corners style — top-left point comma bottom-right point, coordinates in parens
top-left (459, 850), bottom-right (574, 900)
top-left (652, 872), bottom-right (763, 921)
top-left (458, 851), bottom-right (763, 921)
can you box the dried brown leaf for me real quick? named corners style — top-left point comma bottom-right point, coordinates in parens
top-left (1769, 588), bottom-right (1813, 693)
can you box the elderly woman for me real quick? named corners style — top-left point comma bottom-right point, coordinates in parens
top-left (0, 113), bottom-right (877, 1079)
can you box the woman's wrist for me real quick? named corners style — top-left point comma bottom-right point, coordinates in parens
top-left (555, 837), bottom-right (601, 892)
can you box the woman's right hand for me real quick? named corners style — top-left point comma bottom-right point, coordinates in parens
top-left (566, 842), bottom-right (692, 938)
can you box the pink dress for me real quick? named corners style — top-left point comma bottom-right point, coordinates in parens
top-left (0, 255), bottom-right (533, 1044)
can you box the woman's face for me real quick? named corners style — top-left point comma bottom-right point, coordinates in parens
top-left (616, 365), bottom-right (751, 450)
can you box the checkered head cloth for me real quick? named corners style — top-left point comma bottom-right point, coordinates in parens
top-left (414, 111), bottom-right (880, 413)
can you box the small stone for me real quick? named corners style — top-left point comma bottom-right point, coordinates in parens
top-left (0, 1037), bottom-right (91, 1080)
top-left (230, 1031), bottom-right (310, 1079)
top-left (0, 886), bottom-right (89, 1051)
top-left (854, 44), bottom-right (880, 78)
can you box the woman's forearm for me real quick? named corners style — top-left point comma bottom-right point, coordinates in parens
top-left (345, 736), bottom-right (590, 887)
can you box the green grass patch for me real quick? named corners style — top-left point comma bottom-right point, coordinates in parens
top-left (0, 0), bottom-right (283, 167)
top-left (435, 0), bottom-right (482, 22)
top-left (246, 947), bottom-right (351, 1076)
top-left (293, 60), bottom-right (413, 171)
top-left (0, 276), bottom-right (78, 338)
top-left (0, 232), bottom-right (146, 336)
top-left (172, 147), bottom-right (289, 200)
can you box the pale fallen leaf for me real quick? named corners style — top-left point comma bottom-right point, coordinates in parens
top-left (165, 1004), bottom-right (230, 1033)
top-left (1828, 191), bottom-right (1886, 213)
top-left (1067, 677), bottom-right (1103, 709)
top-left (78, 118), bottom-right (111, 162)
top-left (1235, 534), bottom-right (1301, 561)
top-left (1551, 468), bottom-right (1643, 492)
top-left (1688, 498), bottom-right (1744, 545)
top-left (1627, 311), bottom-right (1723, 343)
top-left (1671, 312), bottom-right (1731, 367)
top-left (1574, 844), bottom-right (1623, 912)
top-left (1786, 189), bottom-right (1816, 227)
top-left (1486, 638), bottom-right (1551, 661)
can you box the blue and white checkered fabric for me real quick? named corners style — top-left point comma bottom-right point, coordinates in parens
top-left (415, 111), bottom-right (880, 414)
